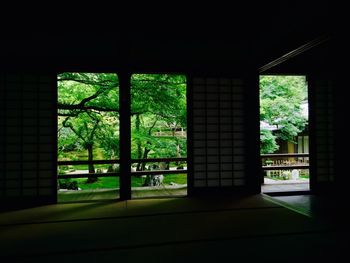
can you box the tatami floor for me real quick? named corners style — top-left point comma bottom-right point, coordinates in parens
top-left (0, 194), bottom-right (343, 262)
top-left (58, 186), bottom-right (187, 203)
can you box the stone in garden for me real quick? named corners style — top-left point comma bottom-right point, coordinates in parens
top-left (291, 169), bottom-right (299, 180)
top-left (107, 164), bottom-right (120, 173)
top-left (153, 174), bottom-right (164, 186)
top-left (159, 162), bottom-right (169, 170)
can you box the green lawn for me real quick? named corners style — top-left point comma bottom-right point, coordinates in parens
top-left (66, 164), bottom-right (111, 171)
top-left (58, 148), bottom-right (106, 161)
top-left (163, 174), bottom-right (187, 185)
top-left (59, 174), bottom-right (187, 190)
top-left (76, 177), bottom-right (119, 189)
top-left (58, 149), bottom-right (187, 189)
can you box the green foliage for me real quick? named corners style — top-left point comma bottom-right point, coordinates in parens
top-left (58, 179), bottom-right (78, 190)
top-left (58, 73), bottom-right (120, 162)
top-left (131, 74), bottom-right (187, 160)
top-left (58, 73), bottom-right (187, 175)
top-left (260, 129), bottom-right (279, 154)
top-left (58, 72), bottom-right (119, 108)
top-left (162, 174), bottom-right (187, 185)
top-left (131, 74), bottom-right (186, 125)
top-left (57, 125), bottom-right (80, 152)
top-left (260, 76), bottom-right (308, 153)
top-left (266, 171), bottom-right (291, 180)
top-left (60, 174), bottom-right (187, 190)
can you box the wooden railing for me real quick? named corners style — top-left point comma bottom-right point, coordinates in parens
top-left (57, 157), bottom-right (187, 179)
top-left (57, 154), bottom-right (308, 180)
top-left (261, 153), bottom-right (309, 171)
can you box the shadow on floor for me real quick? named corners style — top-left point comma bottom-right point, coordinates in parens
top-left (0, 194), bottom-right (343, 262)
top-left (264, 193), bottom-right (346, 230)
top-left (58, 186), bottom-right (187, 203)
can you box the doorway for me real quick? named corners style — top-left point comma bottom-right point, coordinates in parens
top-left (259, 75), bottom-right (310, 193)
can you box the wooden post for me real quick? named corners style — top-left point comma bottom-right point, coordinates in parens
top-left (119, 72), bottom-right (131, 200)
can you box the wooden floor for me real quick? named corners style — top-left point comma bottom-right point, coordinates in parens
top-left (0, 194), bottom-right (342, 262)
top-left (262, 178), bottom-right (310, 193)
top-left (261, 182), bottom-right (310, 193)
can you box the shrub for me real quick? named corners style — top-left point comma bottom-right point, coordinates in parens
top-left (176, 165), bottom-right (184, 170)
top-left (281, 171), bottom-right (291, 180)
top-left (58, 179), bottom-right (78, 190)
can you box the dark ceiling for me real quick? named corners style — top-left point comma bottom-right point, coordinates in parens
top-left (1, 1), bottom-right (333, 73)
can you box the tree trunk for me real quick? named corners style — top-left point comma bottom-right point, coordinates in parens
top-left (87, 144), bottom-right (97, 183)
top-left (141, 147), bottom-right (151, 170)
top-left (175, 135), bottom-right (181, 165)
top-left (135, 114), bottom-right (143, 171)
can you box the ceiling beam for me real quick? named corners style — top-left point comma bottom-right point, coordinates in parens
top-left (259, 34), bottom-right (331, 73)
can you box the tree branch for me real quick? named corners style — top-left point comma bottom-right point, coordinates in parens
top-left (58, 77), bottom-right (118, 88)
top-left (148, 119), bottom-right (158, 135)
top-left (58, 103), bottom-right (119, 113)
top-left (62, 117), bottom-right (87, 143)
top-left (58, 111), bottom-right (82, 117)
top-left (89, 120), bottom-right (101, 141)
top-left (77, 87), bottom-right (108, 106)
top-left (133, 79), bottom-right (185, 86)
top-left (58, 84), bottom-right (113, 111)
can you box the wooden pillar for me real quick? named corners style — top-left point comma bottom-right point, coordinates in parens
top-left (245, 73), bottom-right (262, 193)
top-left (119, 72), bottom-right (131, 200)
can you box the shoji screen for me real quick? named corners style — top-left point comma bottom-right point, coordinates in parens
top-left (0, 74), bottom-right (56, 203)
top-left (190, 77), bottom-right (247, 189)
top-left (0, 75), bottom-right (4, 197)
top-left (309, 77), bottom-right (335, 188)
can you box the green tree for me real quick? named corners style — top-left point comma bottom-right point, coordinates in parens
top-left (58, 73), bottom-right (119, 182)
top-left (260, 76), bottom-right (308, 154)
top-left (131, 74), bottom-right (187, 170)
top-left (58, 73), bottom-right (187, 186)
top-left (61, 113), bottom-right (101, 176)
top-left (260, 129), bottom-right (279, 154)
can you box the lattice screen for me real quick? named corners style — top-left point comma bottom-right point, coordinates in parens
top-left (311, 79), bottom-right (335, 184)
top-left (0, 74), bottom-right (56, 200)
top-left (0, 74), bottom-right (4, 197)
top-left (191, 77), bottom-right (246, 188)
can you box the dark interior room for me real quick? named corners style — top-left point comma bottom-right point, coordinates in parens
top-left (1, 2), bottom-right (347, 262)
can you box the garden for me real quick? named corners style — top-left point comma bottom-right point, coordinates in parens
top-left (57, 73), bottom-right (187, 197)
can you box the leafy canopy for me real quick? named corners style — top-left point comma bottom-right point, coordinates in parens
top-left (58, 73), bottom-right (187, 162)
top-left (260, 75), bottom-right (308, 154)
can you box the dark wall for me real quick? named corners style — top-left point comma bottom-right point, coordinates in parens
top-left (0, 73), bottom-right (57, 209)
top-left (0, 3), bottom-right (336, 206)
